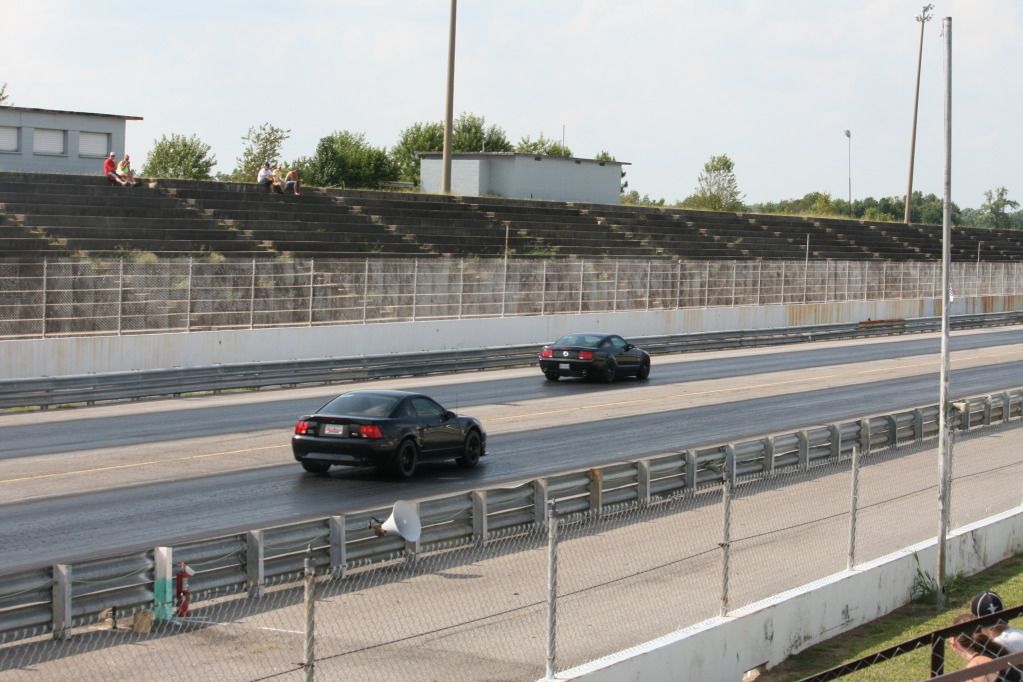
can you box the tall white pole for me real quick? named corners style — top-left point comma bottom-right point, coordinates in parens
top-left (905, 5), bottom-right (935, 224)
top-left (935, 15), bottom-right (952, 609)
top-left (440, 0), bottom-right (457, 194)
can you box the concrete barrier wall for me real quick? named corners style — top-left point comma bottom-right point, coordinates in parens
top-left (3, 296), bottom-right (1017, 380)
top-left (558, 506), bottom-right (1023, 681)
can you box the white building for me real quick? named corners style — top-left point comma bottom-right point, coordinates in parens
top-left (0, 106), bottom-right (142, 174)
top-left (419, 152), bottom-right (627, 205)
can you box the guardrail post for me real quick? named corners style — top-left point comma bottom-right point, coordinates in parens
top-left (847, 444), bottom-right (861, 570)
top-left (983, 396), bottom-right (993, 426)
top-left (763, 437), bottom-right (776, 477)
top-left (533, 480), bottom-right (548, 527)
top-left (637, 460), bottom-right (652, 505)
top-left (720, 446), bottom-right (735, 617)
top-left (154, 546), bottom-right (174, 620)
top-left (829, 424), bottom-right (841, 459)
top-left (999, 393), bottom-right (1011, 423)
top-left (588, 469), bottom-right (604, 515)
top-left (472, 490), bottom-right (488, 541)
top-left (52, 563), bottom-right (71, 640)
top-left (246, 530), bottom-right (265, 598)
top-left (885, 416), bottom-right (899, 447)
top-left (913, 408), bottom-right (925, 442)
top-left (797, 430), bottom-right (809, 470)
top-left (859, 418), bottom-right (872, 457)
top-left (961, 401), bottom-right (972, 432)
top-left (684, 450), bottom-right (697, 492)
top-left (329, 515), bottom-right (347, 577)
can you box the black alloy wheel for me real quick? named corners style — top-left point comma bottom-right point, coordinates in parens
top-left (544, 371), bottom-right (560, 382)
top-left (301, 460), bottom-right (331, 474)
top-left (602, 360), bottom-right (617, 383)
top-left (389, 439), bottom-right (419, 479)
top-left (636, 359), bottom-right (650, 380)
top-left (457, 430), bottom-right (482, 468)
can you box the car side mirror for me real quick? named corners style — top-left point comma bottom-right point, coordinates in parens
top-left (624, 344), bottom-right (634, 351)
top-left (443, 410), bottom-right (456, 421)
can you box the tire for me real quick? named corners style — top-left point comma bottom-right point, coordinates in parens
top-left (457, 430), bottom-right (482, 469)
top-left (300, 460), bottom-right (331, 474)
top-left (544, 371), bottom-right (560, 382)
top-left (388, 439), bottom-right (419, 479)
top-left (636, 359), bottom-right (650, 380)
top-left (602, 361), bottom-right (617, 383)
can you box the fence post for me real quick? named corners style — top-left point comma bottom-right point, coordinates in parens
top-left (248, 258), bottom-right (256, 329)
top-left (117, 258), bottom-right (124, 335)
top-left (362, 258), bottom-right (369, 324)
top-left (704, 261), bottom-right (710, 307)
top-left (540, 260), bottom-right (547, 316)
top-left (246, 530), bottom-right (265, 598)
top-left (863, 261), bottom-right (869, 301)
top-left (731, 260), bottom-right (737, 307)
top-left (52, 563), bottom-right (72, 640)
top-left (613, 260), bottom-right (619, 312)
top-left (472, 490), bottom-right (488, 541)
top-left (578, 259), bottom-right (585, 314)
top-left (307, 259), bottom-right (315, 326)
top-left (458, 258), bottom-right (464, 319)
top-left (646, 260), bottom-right (652, 310)
top-left (186, 257), bottom-right (193, 332)
top-left (824, 259), bottom-right (830, 303)
top-left (847, 444), bottom-right (861, 570)
top-left (411, 258), bottom-right (418, 322)
top-left (329, 515), bottom-right (347, 577)
top-left (780, 261), bottom-right (786, 304)
top-left (802, 257), bottom-right (809, 304)
top-left (303, 555), bottom-right (316, 682)
top-left (41, 257), bottom-right (48, 339)
top-left (154, 546), bottom-right (174, 621)
top-left (881, 261), bottom-right (887, 299)
top-left (675, 259), bottom-right (681, 310)
top-left (756, 260), bottom-right (762, 306)
top-left (720, 445), bottom-right (735, 617)
top-left (545, 501), bottom-right (559, 681)
top-left (501, 255), bottom-right (508, 317)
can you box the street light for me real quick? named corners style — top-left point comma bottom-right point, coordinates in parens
top-left (844, 130), bottom-right (852, 214)
top-left (904, 4), bottom-right (934, 224)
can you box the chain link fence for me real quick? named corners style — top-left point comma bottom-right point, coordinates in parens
top-left (2, 422), bottom-right (1022, 680)
top-left (1, 257), bottom-right (1020, 339)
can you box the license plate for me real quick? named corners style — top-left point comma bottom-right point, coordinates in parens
top-left (323, 424), bottom-right (346, 436)
top-left (559, 363), bottom-right (570, 369)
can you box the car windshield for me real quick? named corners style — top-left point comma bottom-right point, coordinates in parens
top-left (319, 393), bottom-right (401, 418)
top-left (554, 333), bottom-right (605, 348)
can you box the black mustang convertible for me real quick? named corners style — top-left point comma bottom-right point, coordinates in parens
top-left (292, 390), bottom-right (486, 478)
top-left (539, 332), bottom-right (651, 382)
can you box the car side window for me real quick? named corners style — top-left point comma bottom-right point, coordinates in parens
top-left (599, 338), bottom-right (613, 349)
top-left (610, 336), bottom-right (628, 349)
top-left (411, 397), bottom-right (444, 418)
top-left (395, 399), bottom-right (416, 418)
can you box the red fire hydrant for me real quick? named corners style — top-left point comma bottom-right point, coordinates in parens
top-left (175, 562), bottom-right (195, 617)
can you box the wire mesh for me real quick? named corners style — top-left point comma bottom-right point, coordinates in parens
top-left (1, 257), bottom-right (1014, 339)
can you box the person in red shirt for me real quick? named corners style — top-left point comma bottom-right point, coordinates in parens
top-left (104, 152), bottom-right (127, 185)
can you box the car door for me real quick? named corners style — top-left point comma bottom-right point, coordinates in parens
top-left (610, 335), bottom-right (639, 373)
top-left (410, 397), bottom-right (461, 457)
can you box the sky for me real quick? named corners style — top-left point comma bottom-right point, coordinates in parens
top-left (2, 0), bottom-right (1020, 209)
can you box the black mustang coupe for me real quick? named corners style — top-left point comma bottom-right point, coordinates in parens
top-left (539, 332), bottom-right (651, 382)
top-left (292, 390), bottom-right (486, 478)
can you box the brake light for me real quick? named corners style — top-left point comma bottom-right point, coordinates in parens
top-left (540, 348), bottom-right (553, 358)
top-left (294, 420), bottom-right (310, 435)
top-left (358, 424), bottom-right (383, 439)
top-left (578, 350), bottom-right (594, 360)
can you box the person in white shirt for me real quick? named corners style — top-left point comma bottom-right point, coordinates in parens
top-left (257, 162), bottom-right (275, 192)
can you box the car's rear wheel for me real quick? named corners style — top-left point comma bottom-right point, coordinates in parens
top-left (388, 439), bottom-right (419, 479)
top-left (544, 370), bottom-right (560, 382)
top-left (636, 359), bottom-right (650, 380)
top-left (301, 460), bottom-right (331, 474)
top-left (602, 361), bottom-right (617, 383)
top-left (457, 430), bottom-right (482, 468)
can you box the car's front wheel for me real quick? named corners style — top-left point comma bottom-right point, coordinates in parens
top-left (457, 430), bottom-right (482, 469)
top-left (301, 460), bottom-right (331, 474)
top-left (636, 359), bottom-right (650, 380)
top-left (388, 439), bottom-right (419, 479)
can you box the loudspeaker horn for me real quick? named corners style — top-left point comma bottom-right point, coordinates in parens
top-left (372, 500), bottom-right (421, 543)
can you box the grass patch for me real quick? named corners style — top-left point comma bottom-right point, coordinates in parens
top-left (759, 554), bottom-right (1023, 681)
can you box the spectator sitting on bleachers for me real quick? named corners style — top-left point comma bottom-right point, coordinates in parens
top-left (103, 152), bottom-right (127, 186)
top-left (284, 167), bottom-right (301, 196)
top-left (973, 592), bottom-right (1023, 653)
top-left (272, 165), bottom-right (286, 193)
top-left (257, 162), bottom-right (278, 193)
top-left (116, 154), bottom-right (138, 187)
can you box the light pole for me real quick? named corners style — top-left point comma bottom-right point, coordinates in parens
top-left (440, 0), bottom-right (457, 194)
top-left (844, 130), bottom-right (852, 214)
top-left (905, 4), bottom-right (934, 224)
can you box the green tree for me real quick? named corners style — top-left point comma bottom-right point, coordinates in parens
top-left (231, 123), bottom-right (290, 182)
top-left (452, 113), bottom-right (512, 154)
top-left (622, 190), bottom-right (665, 207)
top-left (515, 134), bottom-right (572, 158)
top-left (141, 133), bottom-right (217, 180)
top-left (392, 113), bottom-right (513, 185)
top-left (680, 154), bottom-right (745, 211)
top-left (303, 131), bottom-right (396, 188)
top-left (0, 82), bottom-right (10, 106)
top-left (978, 187), bottom-right (1020, 229)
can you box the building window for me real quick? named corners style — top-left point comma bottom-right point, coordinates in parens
top-left (33, 128), bottom-right (66, 155)
top-left (0, 126), bottom-right (17, 152)
top-left (79, 132), bottom-right (109, 158)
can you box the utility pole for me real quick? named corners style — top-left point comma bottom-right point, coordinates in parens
top-left (904, 4), bottom-right (934, 224)
top-left (440, 0), bottom-right (457, 194)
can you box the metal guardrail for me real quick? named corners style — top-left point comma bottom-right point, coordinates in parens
top-left (2, 387), bottom-right (1021, 644)
top-left (4, 311), bottom-right (1022, 410)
